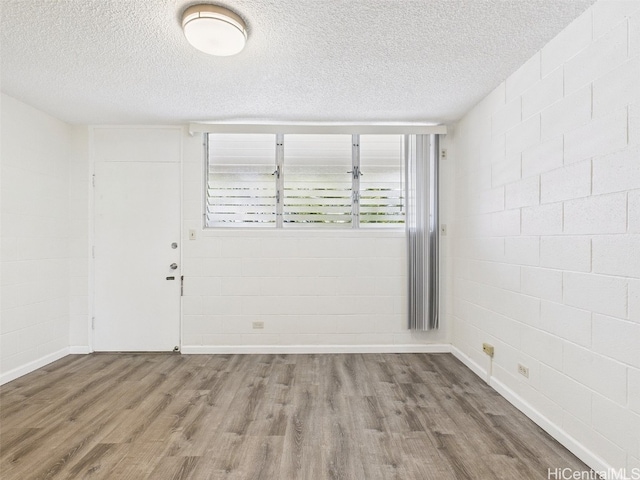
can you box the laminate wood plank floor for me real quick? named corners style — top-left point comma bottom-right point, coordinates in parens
top-left (0, 353), bottom-right (591, 480)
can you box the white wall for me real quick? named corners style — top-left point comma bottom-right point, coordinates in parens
top-left (449, 0), bottom-right (640, 472)
top-left (0, 94), bottom-right (73, 381)
top-left (181, 131), bottom-right (449, 352)
top-left (68, 126), bottom-right (90, 351)
top-left (83, 128), bottom-right (448, 353)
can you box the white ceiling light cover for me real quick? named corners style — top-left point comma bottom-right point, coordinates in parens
top-left (182, 4), bottom-right (247, 56)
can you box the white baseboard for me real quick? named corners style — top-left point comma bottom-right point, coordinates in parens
top-left (450, 346), bottom-right (613, 475)
top-left (450, 346), bottom-right (488, 382)
top-left (69, 346), bottom-right (92, 354)
top-left (181, 344), bottom-right (452, 355)
top-left (0, 347), bottom-right (70, 386)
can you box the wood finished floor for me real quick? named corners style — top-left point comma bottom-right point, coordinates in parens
top-left (0, 353), bottom-right (590, 480)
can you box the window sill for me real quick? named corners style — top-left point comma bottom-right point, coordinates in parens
top-left (198, 228), bottom-right (406, 238)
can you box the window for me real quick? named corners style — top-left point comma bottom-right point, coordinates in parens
top-left (205, 133), bottom-right (405, 228)
top-left (206, 134), bottom-right (276, 226)
top-left (284, 134), bottom-right (353, 226)
top-left (359, 135), bottom-right (405, 226)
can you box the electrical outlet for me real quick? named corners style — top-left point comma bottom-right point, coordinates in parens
top-left (252, 321), bottom-right (264, 330)
top-left (518, 364), bottom-right (529, 378)
top-left (482, 343), bottom-right (494, 357)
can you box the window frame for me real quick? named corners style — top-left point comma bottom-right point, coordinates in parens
top-left (202, 128), bottom-right (443, 230)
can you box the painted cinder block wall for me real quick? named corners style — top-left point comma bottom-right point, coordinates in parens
top-left (449, 0), bottom-right (640, 472)
top-left (0, 94), bottom-right (72, 380)
top-left (68, 126), bottom-right (91, 352)
top-left (0, 94), bottom-right (90, 383)
top-left (83, 126), bottom-right (452, 353)
top-left (180, 131), bottom-right (452, 352)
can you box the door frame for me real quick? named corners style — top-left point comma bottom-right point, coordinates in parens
top-left (88, 125), bottom-right (184, 353)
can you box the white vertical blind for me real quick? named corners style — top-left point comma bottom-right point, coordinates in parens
top-left (406, 134), bottom-right (439, 330)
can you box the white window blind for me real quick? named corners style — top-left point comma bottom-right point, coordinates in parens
top-left (407, 134), bottom-right (440, 331)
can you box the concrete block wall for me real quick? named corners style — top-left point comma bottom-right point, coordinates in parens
top-left (68, 127), bottom-right (90, 352)
top-left (449, 0), bottom-right (640, 471)
top-left (181, 132), bottom-right (450, 352)
top-left (0, 94), bottom-right (73, 381)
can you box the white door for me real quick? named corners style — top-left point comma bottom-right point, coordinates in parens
top-left (94, 157), bottom-right (181, 351)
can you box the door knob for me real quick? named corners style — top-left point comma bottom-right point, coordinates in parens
top-left (170, 263), bottom-right (178, 270)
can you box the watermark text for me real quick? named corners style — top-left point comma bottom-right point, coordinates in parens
top-left (548, 468), bottom-right (640, 480)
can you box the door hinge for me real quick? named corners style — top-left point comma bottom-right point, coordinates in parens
top-left (91, 317), bottom-right (95, 330)
top-left (180, 275), bottom-right (184, 296)
top-left (92, 174), bottom-right (95, 187)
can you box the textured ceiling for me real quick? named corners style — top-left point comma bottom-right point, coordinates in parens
top-left (0, 0), bottom-right (595, 125)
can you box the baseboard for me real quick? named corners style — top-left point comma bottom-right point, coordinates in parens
top-left (69, 346), bottom-right (92, 354)
top-left (0, 347), bottom-right (70, 386)
top-left (450, 346), bottom-right (489, 382)
top-left (450, 346), bottom-right (613, 475)
top-left (181, 344), bottom-right (452, 355)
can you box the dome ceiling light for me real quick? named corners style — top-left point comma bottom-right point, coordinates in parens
top-left (182, 4), bottom-right (247, 56)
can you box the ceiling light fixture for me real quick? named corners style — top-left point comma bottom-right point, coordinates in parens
top-left (182, 4), bottom-right (247, 56)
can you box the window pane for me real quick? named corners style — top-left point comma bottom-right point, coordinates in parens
top-left (206, 134), bottom-right (276, 226)
top-left (283, 134), bottom-right (352, 226)
top-left (359, 135), bottom-right (405, 226)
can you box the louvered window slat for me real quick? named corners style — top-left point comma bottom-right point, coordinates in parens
top-left (283, 135), bottom-right (352, 227)
top-left (359, 135), bottom-right (405, 226)
top-left (206, 134), bottom-right (276, 227)
top-left (205, 133), bottom-right (405, 228)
